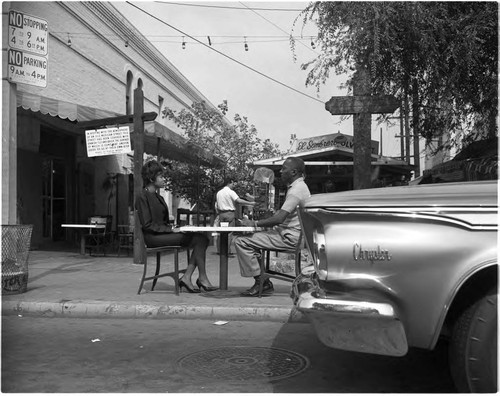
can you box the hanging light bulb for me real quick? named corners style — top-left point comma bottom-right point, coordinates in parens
top-left (67, 33), bottom-right (72, 47)
top-left (244, 36), bottom-right (248, 51)
top-left (182, 36), bottom-right (186, 49)
top-left (125, 40), bottom-right (129, 48)
top-left (310, 37), bottom-right (315, 49)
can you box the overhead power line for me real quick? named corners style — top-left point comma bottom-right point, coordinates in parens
top-left (154, 1), bottom-right (305, 12)
top-left (125, 2), bottom-right (323, 104)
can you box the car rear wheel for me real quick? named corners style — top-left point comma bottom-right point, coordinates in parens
top-left (449, 288), bottom-right (497, 393)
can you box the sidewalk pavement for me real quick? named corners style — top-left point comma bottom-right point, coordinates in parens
top-left (2, 245), bottom-right (305, 323)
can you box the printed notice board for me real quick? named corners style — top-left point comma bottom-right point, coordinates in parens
top-left (85, 126), bottom-right (132, 157)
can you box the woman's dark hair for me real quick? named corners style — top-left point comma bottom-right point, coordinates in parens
top-left (141, 160), bottom-right (164, 186)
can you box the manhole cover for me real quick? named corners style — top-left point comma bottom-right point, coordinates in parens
top-left (177, 346), bottom-right (309, 381)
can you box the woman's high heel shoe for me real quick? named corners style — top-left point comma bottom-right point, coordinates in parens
top-left (196, 279), bottom-right (219, 292)
top-left (179, 280), bottom-right (200, 293)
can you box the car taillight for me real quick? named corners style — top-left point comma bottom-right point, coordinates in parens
top-left (312, 228), bottom-right (328, 280)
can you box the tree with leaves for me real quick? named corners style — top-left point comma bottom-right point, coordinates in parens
top-left (292, 2), bottom-right (498, 154)
top-left (162, 101), bottom-right (282, 210)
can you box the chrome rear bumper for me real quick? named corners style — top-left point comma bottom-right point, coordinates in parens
top-left (291, 270), bottom-right (408, 356)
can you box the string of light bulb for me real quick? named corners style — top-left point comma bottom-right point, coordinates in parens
top-left (58, 32), bottom-right (317, 50)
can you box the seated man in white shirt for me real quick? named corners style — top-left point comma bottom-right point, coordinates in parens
top-left (234, 157), bottom-right (311, 297)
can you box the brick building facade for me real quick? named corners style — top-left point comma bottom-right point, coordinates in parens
top-left (2, 2), bottom-right (218, 248)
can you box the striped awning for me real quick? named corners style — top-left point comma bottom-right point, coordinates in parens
top-left (17, 90), bottom-right (120, 122)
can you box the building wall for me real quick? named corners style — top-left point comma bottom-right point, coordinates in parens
top-left (2, 1), bottom-right (218, 247)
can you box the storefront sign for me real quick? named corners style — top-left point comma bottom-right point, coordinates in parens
top-left (8, 10), bottom-right (48, 87)
top-left (295, 133), bottom-right (379, 155)
top-left (85, 126), bottom-right (132, 157)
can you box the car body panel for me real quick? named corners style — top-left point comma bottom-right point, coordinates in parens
top-left (292, 180), bottom-right (498, 354)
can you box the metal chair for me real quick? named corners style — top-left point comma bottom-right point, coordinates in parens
top-left (135, 215), bottom-right (190, 295)
top-left (258, 231), bottom-right (303, 298)
top-left (176, 208), bottom-right (213, 226)
top-left (117, 224), bottom-right (134, 256)
top-left (137, 245), bottom-right (189, 295)
top-left (84, 215), bottom-right (113, 256)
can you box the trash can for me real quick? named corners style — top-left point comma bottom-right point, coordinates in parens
top-left (1, 225), bottom-right (33, 295)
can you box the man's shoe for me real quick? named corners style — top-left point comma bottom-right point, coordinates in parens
top-left (240, 280), bottom-right (274, 297)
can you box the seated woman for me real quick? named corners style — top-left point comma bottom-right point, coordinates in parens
top-left (135, 160), bottom-right (217, 293)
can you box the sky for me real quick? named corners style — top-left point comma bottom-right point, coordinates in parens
top-left (114, 1), bottom-right (403, 156)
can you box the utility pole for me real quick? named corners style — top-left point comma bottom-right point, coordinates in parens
top-left (404, 95), bottom-right (411, 165)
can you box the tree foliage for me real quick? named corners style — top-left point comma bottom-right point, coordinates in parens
top-left (292, 2), bottom-right (498, 153)
top-left (161, 101), bottom-right (282, 209)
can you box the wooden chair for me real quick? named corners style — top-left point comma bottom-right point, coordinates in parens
top-left (258, 231), bottom-right (303, 298)
top-left (84, 215), bottom-right (113, 256)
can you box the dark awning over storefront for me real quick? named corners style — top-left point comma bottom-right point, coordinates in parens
top-left (252, 146), bottom-right (412, 171)
top-left (16, 91), bottom-right (223, 168)
top-left (251, 142), bottom-right (414, 193)
top-left (139, 121), bottom-right (224, 168)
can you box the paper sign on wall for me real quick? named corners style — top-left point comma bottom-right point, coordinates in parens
top-left (85, 126), bottom-right (132, 157)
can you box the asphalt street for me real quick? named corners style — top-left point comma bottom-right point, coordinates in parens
top-left (2, 316), bottom-right (457, 393)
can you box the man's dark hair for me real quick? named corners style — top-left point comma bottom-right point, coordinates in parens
top-left (224, 177), bottom-right (236, 186)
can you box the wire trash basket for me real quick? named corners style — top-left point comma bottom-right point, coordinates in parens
top-left (1, 225), bottom-right (33, 295)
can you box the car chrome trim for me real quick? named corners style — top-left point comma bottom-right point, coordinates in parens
top-left (294, 290), bottom-right (408, 356)
top-left (304, 208), bottom-right (498, 230)
top-left (298, 292), bottom-right (396, 316)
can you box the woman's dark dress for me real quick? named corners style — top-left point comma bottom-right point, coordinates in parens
top-left (135, 189), bottom-right (205, 248)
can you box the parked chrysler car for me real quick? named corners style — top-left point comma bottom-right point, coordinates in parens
top-left (291, 180), bottom-right (497, 393)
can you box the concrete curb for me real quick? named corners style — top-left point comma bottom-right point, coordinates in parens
top-left (2, 300), bottom-right (307, 323)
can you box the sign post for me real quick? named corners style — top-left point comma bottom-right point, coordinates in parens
top-left (77, 87), bottom-right (156, 264)
top-left (325, 66), bottom-right (399, 190)
top-left (133, 87), bottom-right (147, 264)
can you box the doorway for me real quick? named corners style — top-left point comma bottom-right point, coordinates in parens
top-left (41, 158), bottom-right (66, 241)
top-left (38, 127), bottom-right (76, 244)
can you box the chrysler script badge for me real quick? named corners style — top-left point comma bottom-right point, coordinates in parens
top-left (353, 242), bottom-right (392, 261)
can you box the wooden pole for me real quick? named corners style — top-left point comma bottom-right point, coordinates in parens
top-left (412, 84), bottom-right (421, 177)
top-left (133, 87), bottom-right (146, 264)
top-left (352, 66), bottom-right (372, 190)
top-left (404, 94), bottom-right (411, 165)
top-left (380, 128), bottom-right (383, 157)
top-left (400, 109), bottom-right (405, 160)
